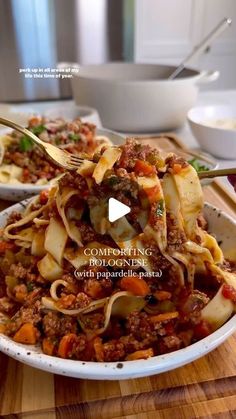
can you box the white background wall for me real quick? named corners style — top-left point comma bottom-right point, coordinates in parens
top-left (134, 0), bottom-right (236, 89)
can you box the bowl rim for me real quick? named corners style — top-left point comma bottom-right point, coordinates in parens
top-left (0, 201), bottom-right (235, 379)
top-left (76, 62), bottom-right (203, 84)
top-left (188, 105), bottom-right (236, 133)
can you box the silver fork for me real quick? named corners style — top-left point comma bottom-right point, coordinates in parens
top-left (0, 116), bottom-right (87, 170)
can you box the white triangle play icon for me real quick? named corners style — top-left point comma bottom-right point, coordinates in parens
top-left (108, 198), bottom-right (130, 223)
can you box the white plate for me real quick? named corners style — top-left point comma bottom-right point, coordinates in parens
top-left (0, 128), bottom-right (125, 201)
top-left (0, 202), bottom-right (235, 379)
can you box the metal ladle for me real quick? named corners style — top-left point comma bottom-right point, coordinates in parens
top-left (168, 17), bottom-right (232, 80)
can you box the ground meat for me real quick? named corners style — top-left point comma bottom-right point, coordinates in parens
top-left (118, 138), bottom-right (159, 170)
top-left (6, 211), bottom-right (22, 225)
top-left (166, 213), bottom-right (187, 251)
top-left (84, 278), bottom-right (112, 298)
top-left (5, 301), bottom-right (42, 335)
top-left (103, 339), bottom-right (125, 362)
top-left (163, 335), bottom-right (181, 350)
top-left (9, 263), bottom-right (27, 280)
top-left (58, 294), bottom-right (76, 309)
top-left (75, 221), bottom-right (97, 243)
top-left (42, 312), bottom-right (77, 338)
top-left (119, 335), bottom-right (142, 352)
top-left (197, 214), bottom-right (208, 230)
top-left (0, 297), bottom-right (17, 314)
top-left (76, 292), bottom-right (92, 308)
top-left (166, 154), bottom-right (188, 171)
top-left (125, 311), bottom-right (155, 340)
top-left (81, 313), bottom-right (104, 331)
top-left (58, 292), bottom-right (91, 310)
top-left (149, 245), bottom-right (172, 271)
top-left (72, 334), bottom-right (88, 359)
top-left (59, 173), bottom-right (87, 191)
top-left (107, 175), bottom-right (138, 196)
top-left (42, 312), bottom-right (61, 337)
top-left (60, 315), bottom-right (78, 336)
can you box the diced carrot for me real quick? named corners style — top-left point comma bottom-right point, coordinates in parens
top-left (149, 312), bottom-right (179, 323)
top-left (93, 337), bottom-right (104, 362)
top-left (144, 186), bottom-right (160, 204)
top-left (13, 323), bottom-right (38, 344)
top-left (58, 294), bottom-right (76, 309)
top-left (22, 168), bottom-right (30, 181)
top-left (153, 290), bottom-right (172, 301)
top-left (120, 276), bottom-right (150, 296)
top-left (28, 116), bottom-right (41, 127)
top-left (42, 338), bottom-right (56, 356)
top-left (0, 324), bottom-right (6, 333)
top-left (125, 348), bottom-right (154, 361)
top-left (15, 284), bottom-right (28, 303)
top-left (58, 333), bottom-right (77, 358)
top-left (134, 160), bottom-right (156, 176)
top-left (172, 164), bottom-right (182, 174)
top-left (0, 241), bottom-right (15, 254)
top-left (39, 190), bottom-right (49, 205)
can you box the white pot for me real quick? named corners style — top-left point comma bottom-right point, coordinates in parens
top-left (58, 62), bottom-right (219, 132)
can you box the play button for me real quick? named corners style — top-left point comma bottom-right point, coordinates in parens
top-left (108, 198), bottom-right (130, 223)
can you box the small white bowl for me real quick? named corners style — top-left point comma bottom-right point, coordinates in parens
top-left (0, 202), bottom-right (235, 379)
top-left (188, 105), bottom-right (236, 159)
top-left (43, 104), bottom-right (102, 127)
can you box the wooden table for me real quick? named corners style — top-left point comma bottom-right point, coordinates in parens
top-left (0, 135), bottom-right (236, 418)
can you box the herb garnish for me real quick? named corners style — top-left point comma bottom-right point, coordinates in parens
top-left (31, 125), bottom-right (46, 135)
top-left (188, 158), bottom-right (209, 172)
top-left (19, 125), bottom-right (46, 152)
top-left (69, 133), bottom-right (81, 142)
top-left (26, 282), bottom-right (34, 292)
top-left (19, 136), bottom-right (34, 152)
top-left (107, 176), bottom-right (120, 187)
top-left (156, 199), bottom-right (164, 217)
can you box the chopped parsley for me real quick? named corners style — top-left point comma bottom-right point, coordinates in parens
top-left (19, 125), bottom-right (46, 152)
top-left (69, 133), bottom-right (81, 142)
top-left (26, 282), bottom-right (34, 292)
top-left (31, 125), bottom-right (46, 135)
top-left (156, 199), bottom-right (164, 217)
top-left (107, 176), bottom-right (120, 187)
top-left (188, 158), bottom-right (209, 172)
top-left (19, 136), bottom-right (34, 152)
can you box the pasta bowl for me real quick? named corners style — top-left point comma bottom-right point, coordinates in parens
top-left (0, 201), bottom-right (235, 379)
top-left (0, 128), bottom-right (125, 201)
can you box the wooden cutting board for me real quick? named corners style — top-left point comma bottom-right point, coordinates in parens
top-left (0, 134), bottom-right (236, 419)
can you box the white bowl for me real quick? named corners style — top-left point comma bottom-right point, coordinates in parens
top-left (0, 128), bottom-right (125, 201)
top-left (0, 202), bottom-right (235, 379)
top-left (43, 104), bottom-right (102, 127)
top-left (188, 105), bottom-right (236, 159)
top-left (0, 103), bottom-right (29, 127)
top-left (63, 62), bottom-right (219, 132)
